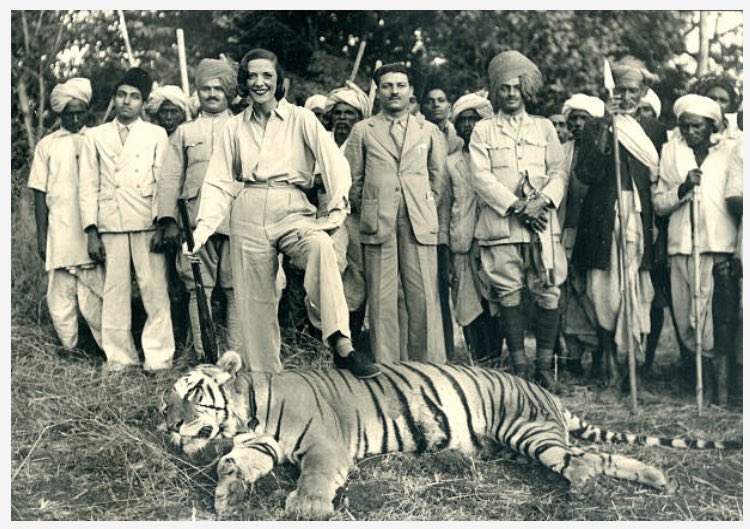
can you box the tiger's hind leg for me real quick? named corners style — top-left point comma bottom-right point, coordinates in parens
top-left (571, 447), bottom-right (675, 493)
top-left (214, 434), bottom-right (283, 518)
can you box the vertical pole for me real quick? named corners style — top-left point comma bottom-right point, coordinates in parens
top-left (176, 29), bottom-right (190, 97)
top-left (692, 189), bottom-right (704, 415)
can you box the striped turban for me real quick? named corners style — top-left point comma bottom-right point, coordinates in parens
top-left (488, 50), bottom-right (543, 110)
top-left (562, 93), bottom-right (605, 119)
top-left (451, 92), bottom-right (494, 121)
top-left (144, 85), bottom-right (192, 120)
top-left (673, 94), bottom-right (722, 128)
top-left (325, 81), bottom-right (371, 119)
top-left (304, 94), bottom-right (328, 112)
top-left (50, 78), bottom-right (92, 113)
top-left (195, 58), bottom-right (237, 100)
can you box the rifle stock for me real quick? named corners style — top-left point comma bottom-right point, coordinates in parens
top-left (177, 199), bottom-right (218, 364)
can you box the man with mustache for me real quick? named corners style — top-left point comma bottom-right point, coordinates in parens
top-left (470, 51), bottom-right (568, 390)
top-left (653, 94), bottom-right (739, 407)
top-left (346, 62), bottom-right (449, 363)
top-left (571, 56), bottom-right (668, 394)
top-left (154, 58), bottom-right (241, 361)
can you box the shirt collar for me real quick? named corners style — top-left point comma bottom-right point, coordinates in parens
top-left (381, 112), bottom-right (410, 126)
top-left (199, 109), bottom-right (232, 119)
top-left (496, 109), bottom-right (527, 125)
top-left (115, 117), bottom-right (140, 130)
top-left (244, 98), bottom-right (291, 122)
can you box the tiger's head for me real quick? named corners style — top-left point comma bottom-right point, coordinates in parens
top-left (158, 351), bottom-right (248, 455)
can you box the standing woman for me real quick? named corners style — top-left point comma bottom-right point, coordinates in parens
top-left (186, 49), bottom-right (380, 378)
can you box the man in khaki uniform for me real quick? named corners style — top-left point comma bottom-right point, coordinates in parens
top-left (470, 51), bottom-right (568, 388)
top-left (346, 63), bottom-right (449, 363)
top-left (79, 67), bottom-right (174, 372)
top-left (28, 77), bottom-right (103, 353)
top-left (154, 58), bottom-right (240, 360)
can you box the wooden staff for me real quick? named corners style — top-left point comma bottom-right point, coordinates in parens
top-left (604, 59), bottom-right (638, 411)
top-left (176, 28), bottom-right (190, 97)
top-left (691, 186), bottom-right (704, 415)
top-left (349, 40), bottom-right (367, 82)
top-left (367, 60), bottom-right (383, 113)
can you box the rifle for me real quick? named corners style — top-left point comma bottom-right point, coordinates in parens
top-left (177, 199), bottom-right (218, 364)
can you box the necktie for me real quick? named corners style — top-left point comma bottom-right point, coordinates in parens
top-left (119, 124), bottom-right (129, 145)
top-left (390, 119), bottom-right (405, 150)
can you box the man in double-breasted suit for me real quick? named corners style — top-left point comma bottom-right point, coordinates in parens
top-left (79, 67), bottom-right (174, 372)
top-left (345, 63), bottom-right (449, 363)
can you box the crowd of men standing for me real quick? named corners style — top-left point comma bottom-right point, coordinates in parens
top-left (29, 46), bottom-right (743, 406)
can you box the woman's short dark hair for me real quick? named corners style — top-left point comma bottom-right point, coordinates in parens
top-left (373, 63), bottom-right (412, 87)
top-left (237, 48), bottom-right (286, 100)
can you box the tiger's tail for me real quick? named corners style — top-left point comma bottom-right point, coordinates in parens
top-left (564, 410), bottom-right (743, 450)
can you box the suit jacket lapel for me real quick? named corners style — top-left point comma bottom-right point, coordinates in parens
top-left (401, 114), bottom-right (423, 157)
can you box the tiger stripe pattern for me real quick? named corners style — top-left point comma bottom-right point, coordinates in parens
top-left (158, 351), bottom-right (741, 519)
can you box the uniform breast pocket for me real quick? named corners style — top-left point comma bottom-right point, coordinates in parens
top-left (522, 137), bottom-right (548, 168)
top-left (488, 147), bottom-right (513, 169)
top-left (186, 141), bottom-right (209, 166)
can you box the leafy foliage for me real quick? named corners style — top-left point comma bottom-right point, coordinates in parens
top-left (10, 10), bottom-right (743, 205)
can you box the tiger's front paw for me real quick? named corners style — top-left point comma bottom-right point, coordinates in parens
top-left (284, 489), bottom-right (334, 520)
top-left (214, 459), bottom-right (248, 518)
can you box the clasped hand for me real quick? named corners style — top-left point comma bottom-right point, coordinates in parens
top-left (514, 196), bottom-right (549, 233)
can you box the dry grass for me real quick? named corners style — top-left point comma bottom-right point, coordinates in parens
top-left (10, 318), bottom-right (743, 521)
top-left (10, 198), bottom-right (743, 520)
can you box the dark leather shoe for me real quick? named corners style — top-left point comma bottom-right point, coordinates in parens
top-left (334, 349), bottom-right (381, 379)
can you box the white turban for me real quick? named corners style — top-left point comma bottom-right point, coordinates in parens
top-left (50, 78), bottom-right (92, 113)
top-left (451, 92), bottom-right (494, 121)
top-left (562, 93), bottom-right (605, 119)
top-left (324, 81), bottom-right (371, 119)
top-left (673, 94), bottom-right (722, 128)
top-left (144, 85), bottom-right (192, 120)
top-left (639, 88), bottom-right (662, 118)
top-left (304, 94), bottom-right (328, 112)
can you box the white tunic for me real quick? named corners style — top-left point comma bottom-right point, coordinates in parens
top-left (27, 127), bottom-right (92, 271)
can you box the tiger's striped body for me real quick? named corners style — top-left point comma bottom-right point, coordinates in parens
top-left (159, 352), bottom-right (740, 519)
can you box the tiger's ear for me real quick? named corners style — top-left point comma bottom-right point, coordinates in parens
top-left (217, 351), bottom-right (243, 375)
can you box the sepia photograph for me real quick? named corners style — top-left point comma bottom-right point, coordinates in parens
top-left (8, 8), bottom-right (744, 521)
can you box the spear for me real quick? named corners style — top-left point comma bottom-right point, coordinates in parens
top-left (603, 58), bottom-right (638, 411)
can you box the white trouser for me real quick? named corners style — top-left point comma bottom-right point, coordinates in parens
top-left (47, 265), bottom-right (104, 350)
top-left (100, 231), bottom-right (175, 370)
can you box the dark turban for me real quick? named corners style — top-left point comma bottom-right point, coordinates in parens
top-left (692, 74), bottom-right (740, 114)
top-left (195, 58), bottom-right (237, 100)
top-left (115, 67), bottom-right (153, 100)
top-left (487, 51), bottom-right (543, 111)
